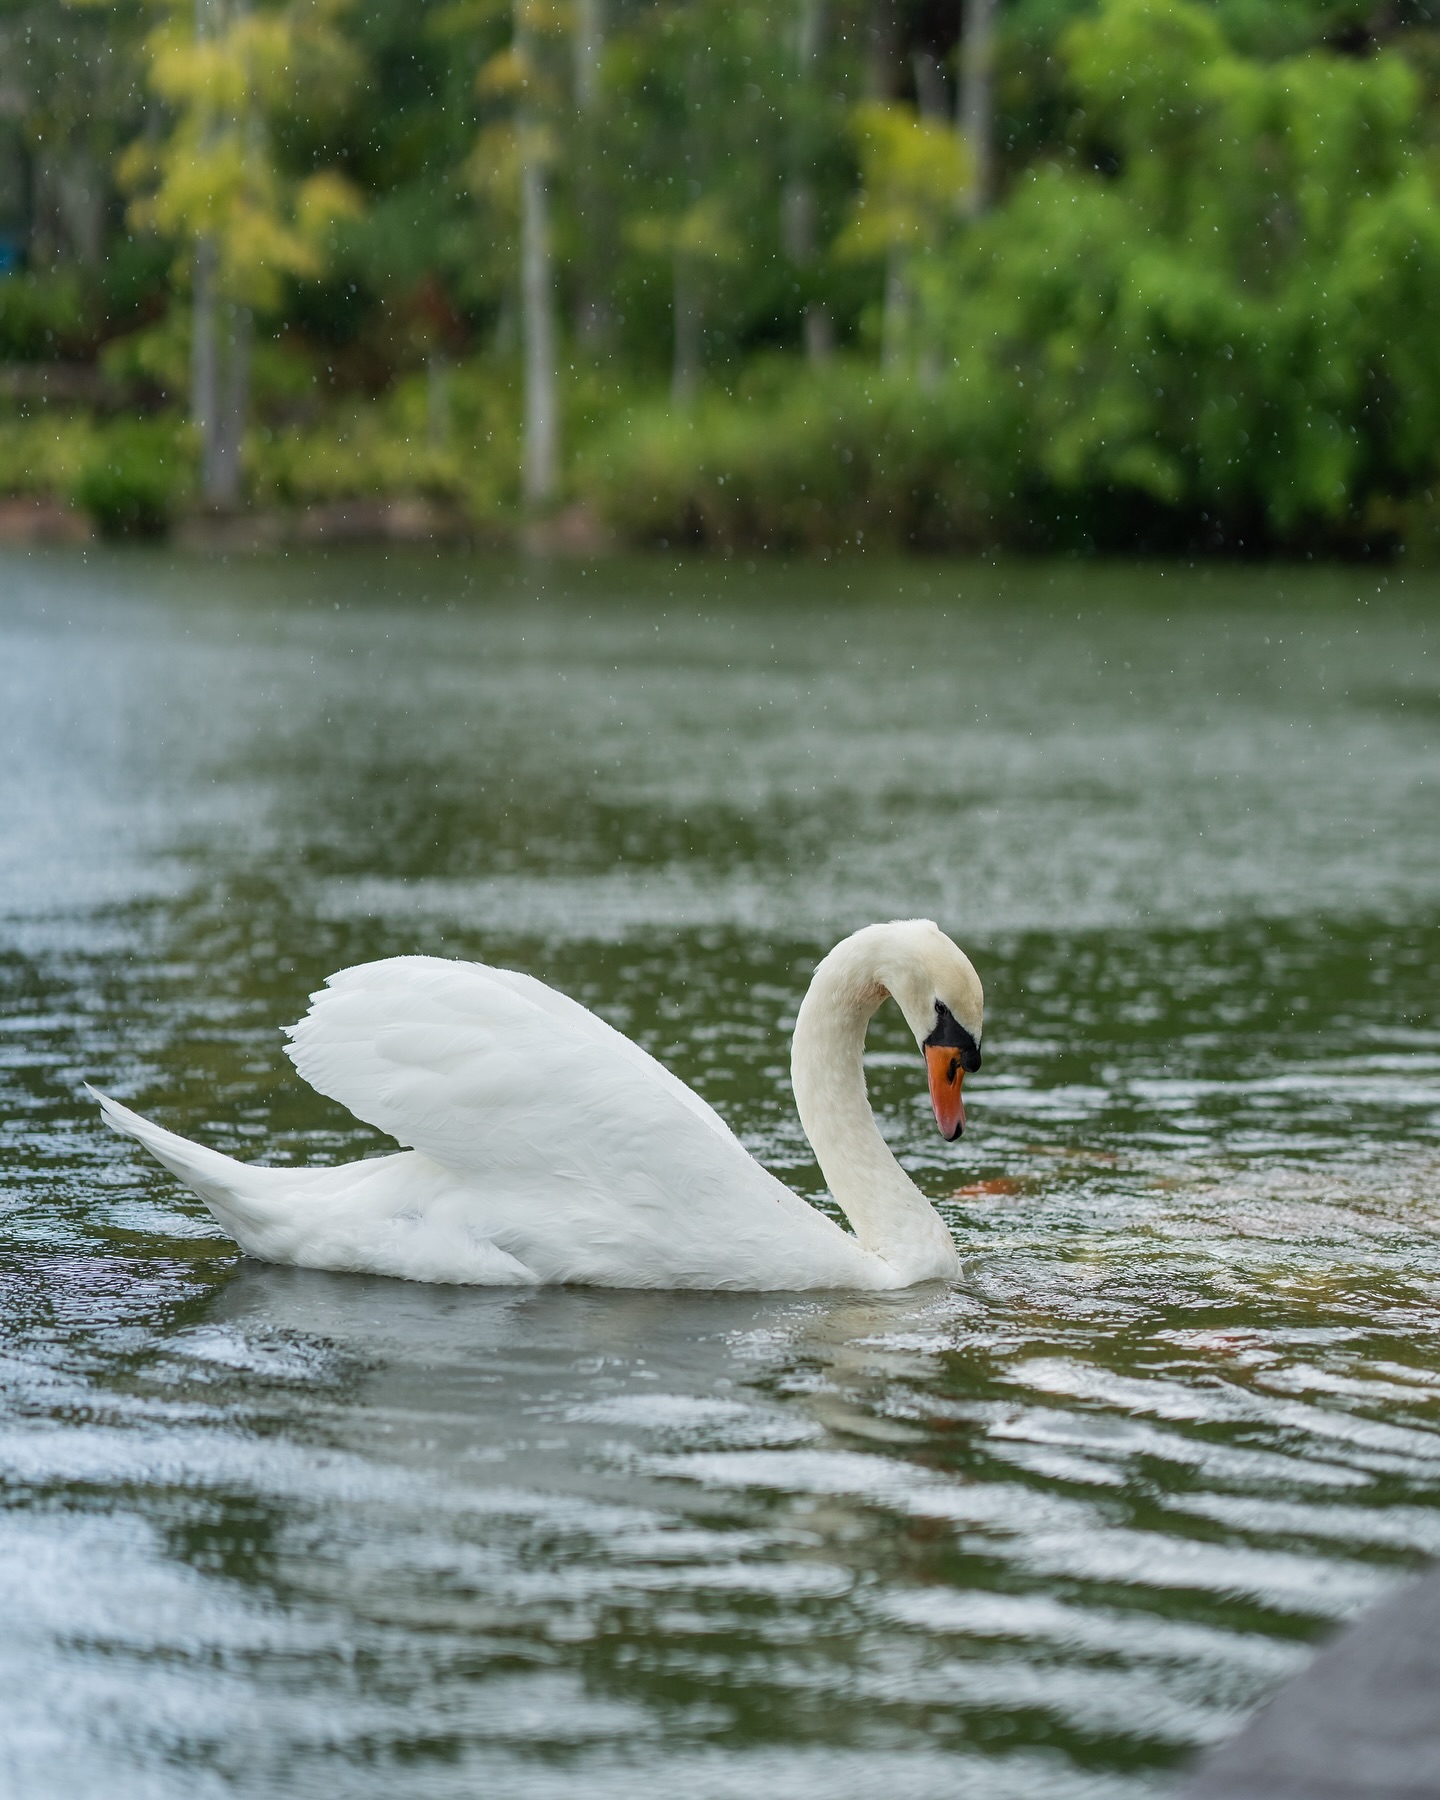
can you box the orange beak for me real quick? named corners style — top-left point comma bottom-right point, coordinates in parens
top-left (925, 1044), bottom-right (966, 1141)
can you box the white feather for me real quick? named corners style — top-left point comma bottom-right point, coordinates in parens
top-left (93, 923), bottom-right (984, 1292)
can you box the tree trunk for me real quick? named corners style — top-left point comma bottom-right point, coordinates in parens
top-left (192, 0), bottom-right (247, 509)
top-left (573, 0), bottom-right (602, 114)
top-left (959, 0), bottom-right (995, 216)
top-left (29, 149), bottom-right (58, 268)
top-left (520, 139), bottom-right (558, 506)
top-left (192, 234), bottom-right (219, 495)
top-left (881, 249), bottom-right (908, 370)
top-left (427, 352), bottom-right (451, 450)
top-left (206, 298), bottom-right (248, 510)
top-left (865, 0), bottom-right (902, 98)
top-left (514, 0), bottom-right (559, 505)
top-left (572, 0), bottom-right (608, 345)
top-left (781, 181), bottom-right (815, 266)
top-left (786, 0), bottom-right (832, 364)
top-left (911, 50), bottom-right (948, 119)
top-left (804, 305), bottom-right (835, 363)
top-left (55, 154), bottom-right (104, 265)
top-left (672, 254), bottom-right (700, 409)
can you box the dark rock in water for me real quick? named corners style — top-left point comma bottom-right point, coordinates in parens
top-left (1180, 1563), bottom-right (1440, 1800)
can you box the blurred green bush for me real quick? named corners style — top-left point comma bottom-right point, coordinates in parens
top-left (72, 419), bottom-right (187, 537)
top-left (587, 361), bottom-right (989, 552)
top-left (921, 0), bottom-right (1440, 551)
top-left (0, 274), bottom-right (94, 362)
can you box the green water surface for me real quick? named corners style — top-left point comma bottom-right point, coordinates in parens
top-left (1, 550), bottom-right (1437, 1799)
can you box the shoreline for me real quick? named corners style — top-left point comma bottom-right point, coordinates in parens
top-left (0, 494), bottom-right (617, 556)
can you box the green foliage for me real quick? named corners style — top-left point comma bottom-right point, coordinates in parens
top-left (0, 272), bottom-right (93, 359)
top-left (0, 413), bottom-right (96, 497)
top-left (839, 103), bottom-right (969, 262)
top-left (249, 359), bottom-right (517, 515)
top-left (2, 0), bottom-right (1440, 553)
top-left (925, 0), bottom-right (1440, 544)
top-left (71, 417), bottom-right (188, 536)
top-left (98, 308), bottom-right (193, 396)
top-left (593, 0), bottom-right (862, 374)
top-left (120, 0), bottom-right (364, 310)
top-left (587, 360), bottom-right (989, 552)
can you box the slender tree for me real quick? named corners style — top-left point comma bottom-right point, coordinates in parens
top-left (958, 0), bottom-right (995, 215)
top-left (189, 0), bottom-right (236, 507)
top-left (571, 0), bottom-right (606, 345)
top-left (122, 0), bottom-right (360, 507)
top-left (784, 0), bottom-right (832, 363)
top-left (506, 0), bottom-right (559, 505)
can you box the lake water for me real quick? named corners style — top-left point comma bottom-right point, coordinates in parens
top-left (1, 548), bottom-right (1438, 1800)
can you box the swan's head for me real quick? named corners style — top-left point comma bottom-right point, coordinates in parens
top-left (866, 919), bottom-right (984, 1142)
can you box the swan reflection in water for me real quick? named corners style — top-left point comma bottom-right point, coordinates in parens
top-left (195, 1253), bottom-right (961, 1520)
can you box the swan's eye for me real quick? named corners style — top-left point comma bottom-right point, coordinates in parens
top-left (925, 1000), bottom-right (981, 1071)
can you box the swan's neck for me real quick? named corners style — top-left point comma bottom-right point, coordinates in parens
top-left (790, 950), bottom-right (960, 1283)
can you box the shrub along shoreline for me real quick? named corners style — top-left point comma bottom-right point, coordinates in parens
top-left (2, 355), bottom-right (1432, 559)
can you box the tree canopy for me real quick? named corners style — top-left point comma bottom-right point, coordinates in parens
top-left (1, 0), bottom-right (1437, 552)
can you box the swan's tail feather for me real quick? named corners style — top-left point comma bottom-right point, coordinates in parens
top-left (88, 1087), bottom-right (541, 1285)
top-left (88, 1085), bottom-right (306, 1251)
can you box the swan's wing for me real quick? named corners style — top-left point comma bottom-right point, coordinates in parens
top-left (281, 956), bottom-right (878, 1289)
top-left (476, 961), bottom-right (742, 1144)
top-left (284, 954), bottom-right (744, 1175)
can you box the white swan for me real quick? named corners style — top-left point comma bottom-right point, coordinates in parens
top-left (92, 919), bottom-right (984, 1291)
